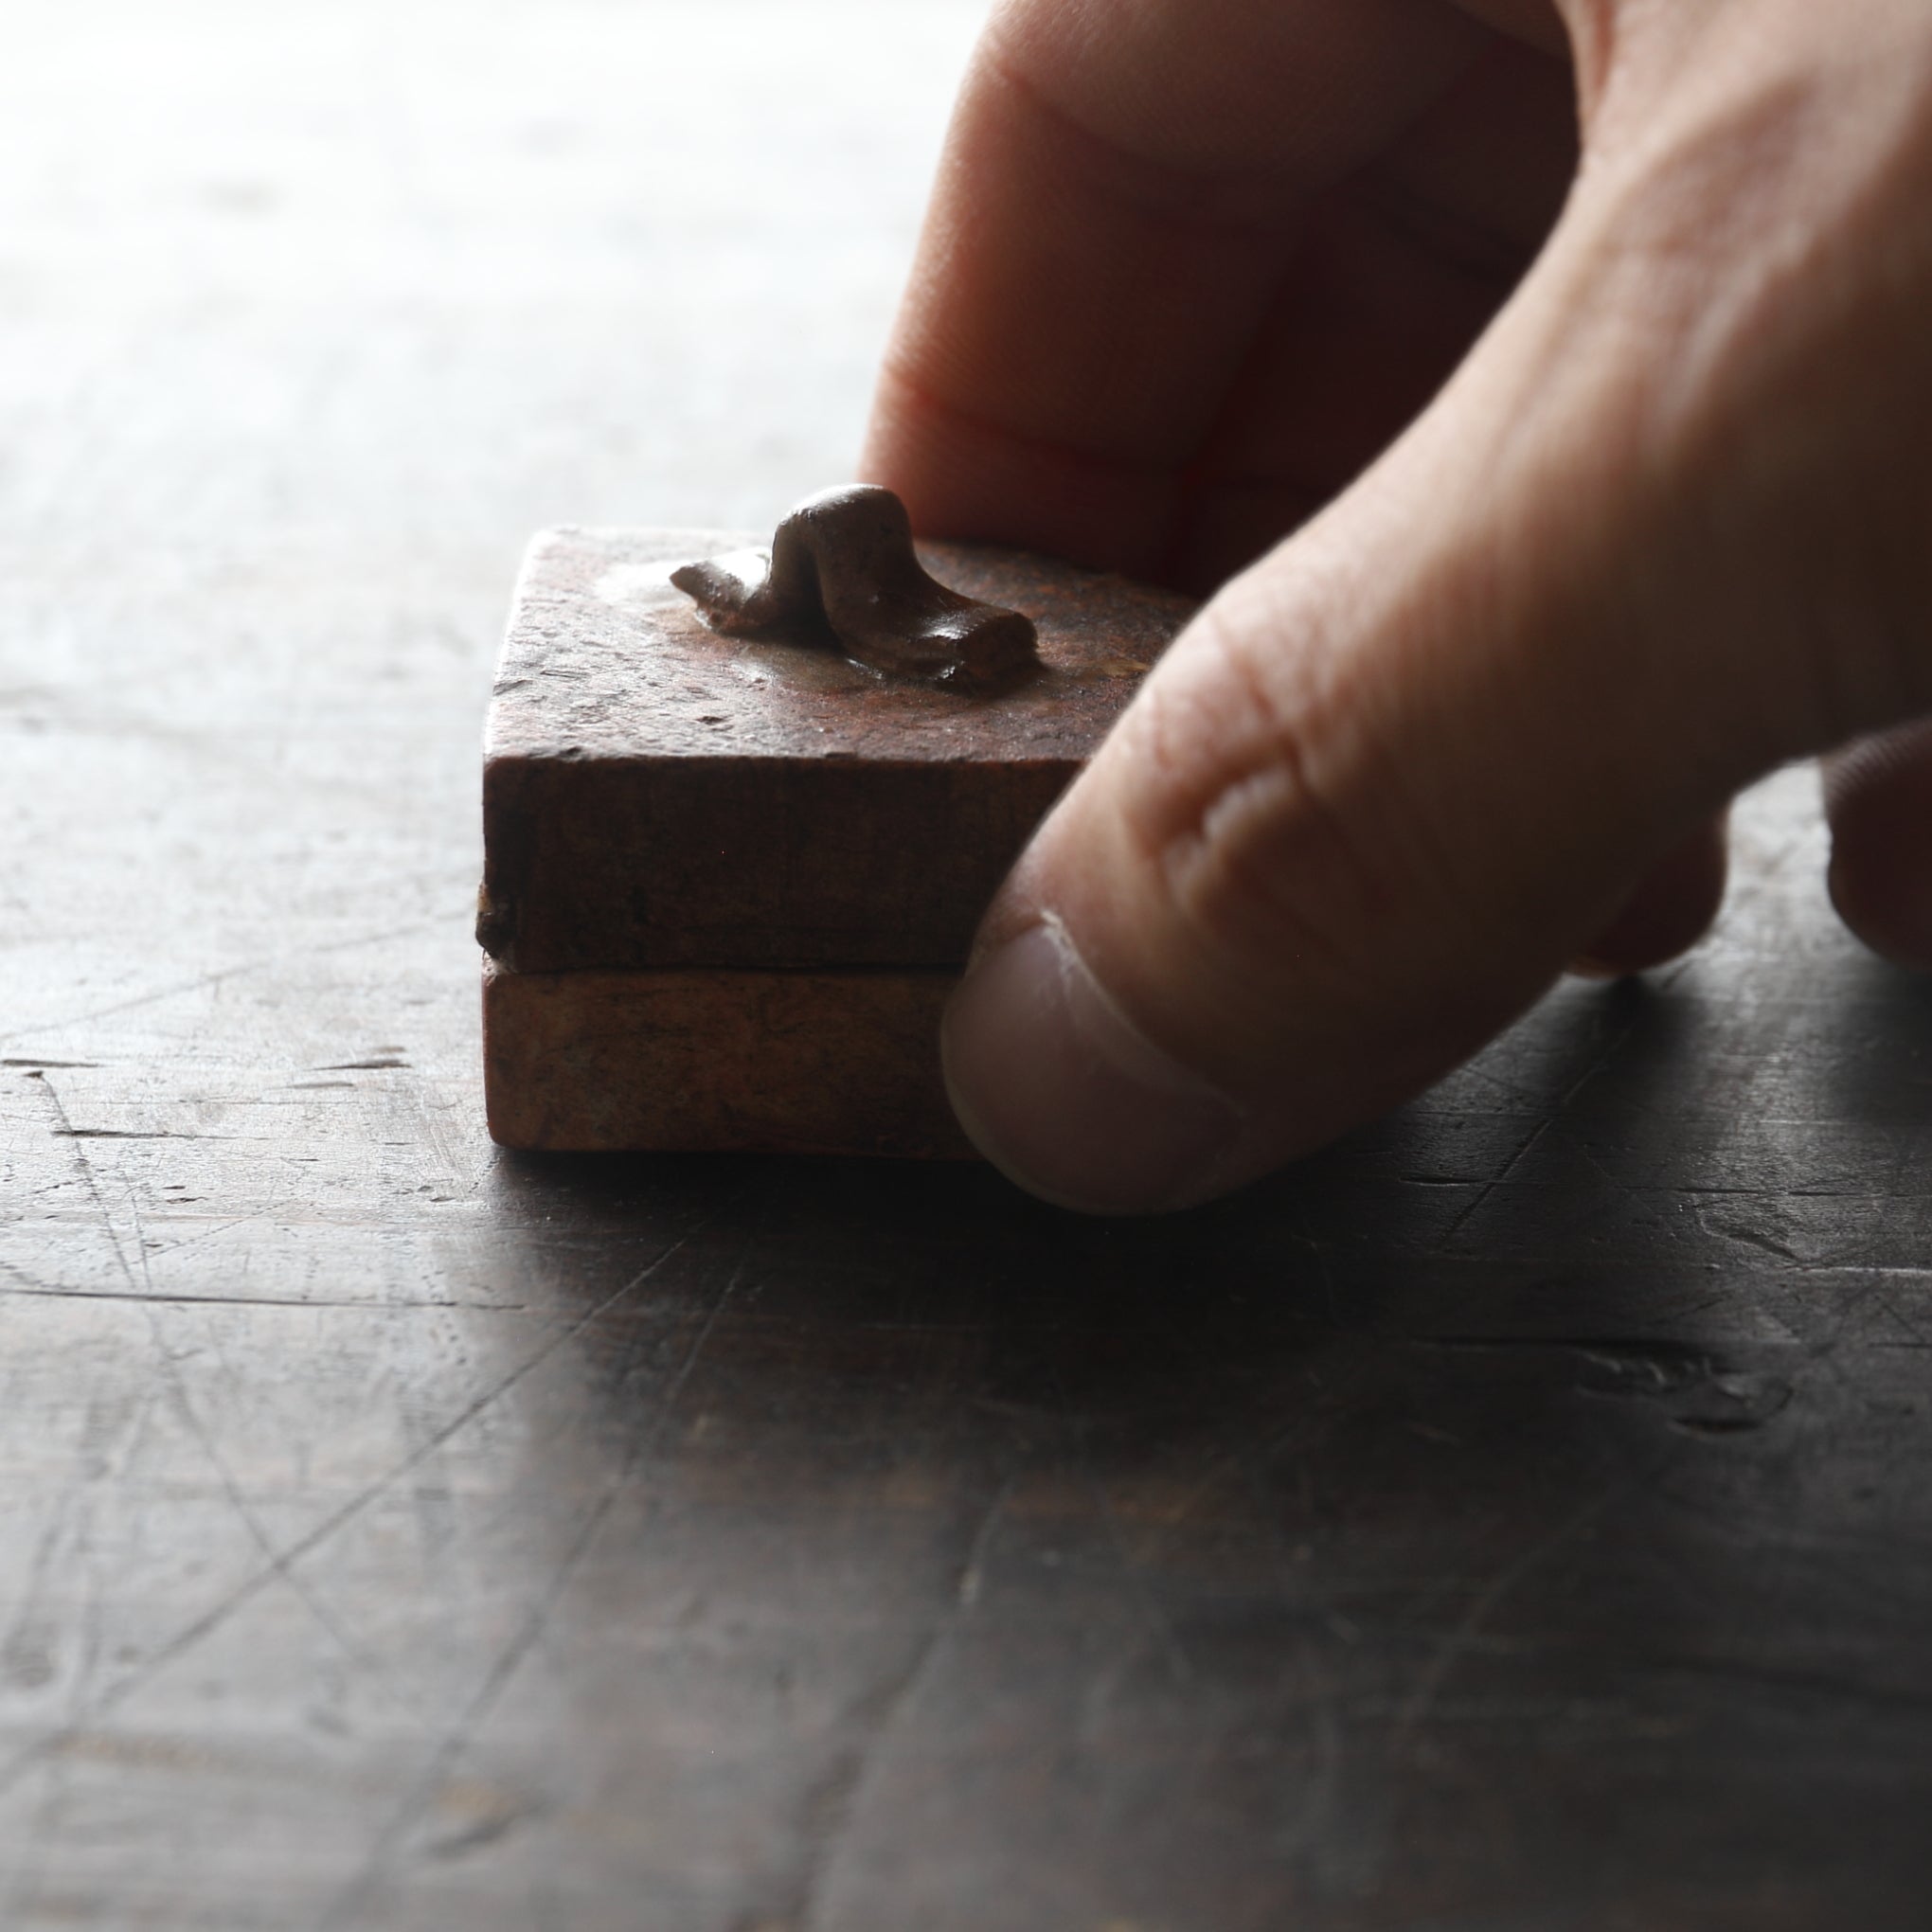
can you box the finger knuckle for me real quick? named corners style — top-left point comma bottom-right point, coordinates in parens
top-left (1114, 603), bottom-right (1445, 1002)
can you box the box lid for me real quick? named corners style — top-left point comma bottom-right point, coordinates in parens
top-left (479, 526), bottom-right (1193, 972)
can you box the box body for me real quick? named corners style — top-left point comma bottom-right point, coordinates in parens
top-left (480, 526), bottom-right (1191, 1153)
top-left (484, 960), bottom-right (968, 1156)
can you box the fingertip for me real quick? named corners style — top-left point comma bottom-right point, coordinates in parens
top-left (1826, 870), bottom-right (1932, 972)
top-left (940, 916), bottom-right (1247, 1215)
top-left (1568, 812), bottom-right (1729, 977)
top-left (1824, 724), bottom-right (1932, 972)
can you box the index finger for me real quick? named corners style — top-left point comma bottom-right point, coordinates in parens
top-left (861, 0), bottom-right (1492, 576)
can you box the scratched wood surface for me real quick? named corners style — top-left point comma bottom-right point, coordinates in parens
top-left (3, 5), bottom-right (1931, 1928)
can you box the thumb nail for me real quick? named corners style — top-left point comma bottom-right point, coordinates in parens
top-left (940, 916), bottom-right (1245, 1214)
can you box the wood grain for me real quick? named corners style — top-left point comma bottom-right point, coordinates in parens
top-left (4, 4), bottom-right (1932, 1928)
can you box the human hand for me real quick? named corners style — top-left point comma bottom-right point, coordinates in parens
top-left (860, 0), bottom-right (1932, 1213)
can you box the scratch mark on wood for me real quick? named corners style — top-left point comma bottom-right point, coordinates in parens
top-left (1433, 994), bottom-right (1656, 1250)
top-left (1051, 1368), bottom-right (1195, 1689)
top-left (0, 916), bottom-right (446, 1051)
top-left (120, 1188), bottom-right (405, 1699)
top-left (0, 1222), bottom-right (714, 1802)
top-left (0, 1283), bottom-right (519, 1313)
top-left (33, 1074), bottom-right (141, 1295)
top-left (794, 1472), bottom-right (1015, 1932)
top-left (311, 1197), bottom-right (763, 1927)
top-left (1391, 1486), bottom-right (1620, 1758)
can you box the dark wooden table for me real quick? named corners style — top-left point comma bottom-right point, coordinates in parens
top-left (5, 5), bottom-right (1930, 1926)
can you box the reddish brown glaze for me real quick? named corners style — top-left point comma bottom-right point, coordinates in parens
top-left (671, 485), bottom-right (1040, 691)
top-left (479, 524), bottom-right (1195, 973)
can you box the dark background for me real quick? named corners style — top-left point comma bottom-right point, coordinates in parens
top-left (3, 4), bottom-right (1929, 1926)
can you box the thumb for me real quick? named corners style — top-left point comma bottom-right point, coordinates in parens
top-left (941, 145), bottom-right (1923, 1211)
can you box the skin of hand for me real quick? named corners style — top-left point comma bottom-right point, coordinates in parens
top-left (859, 0), bottom-right (1932, 1213)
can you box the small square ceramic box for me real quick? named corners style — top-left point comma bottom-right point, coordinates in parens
top-left (478, 526), bottom-right (1191, 1156)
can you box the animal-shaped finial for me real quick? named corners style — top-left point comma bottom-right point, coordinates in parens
top-left (671, 485), bottom-right (1039, 692)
